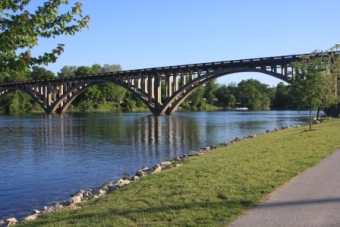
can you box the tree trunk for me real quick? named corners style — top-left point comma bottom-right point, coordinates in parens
top-left (317, 107), bottom-right (320, 120)
top-left (309, 109), bottom-right (312, 131)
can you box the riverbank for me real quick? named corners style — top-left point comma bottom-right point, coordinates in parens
top-left (0, 111), bottom-right (312, 221)
top-left (13, 118), bottom-right (340, 226)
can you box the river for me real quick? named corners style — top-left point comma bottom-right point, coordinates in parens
top-left (0, 110), bottom-right (314, 220)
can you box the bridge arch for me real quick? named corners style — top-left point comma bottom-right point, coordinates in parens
top-left (0, 87), bottom-right (46, 111)
top-left (49, 79), bottom-right (156, 114)
top-left (160, 67), bottom-right (292, 115)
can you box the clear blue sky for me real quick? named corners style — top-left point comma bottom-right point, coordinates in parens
top-left (30, 0), bottom-right (340, 87)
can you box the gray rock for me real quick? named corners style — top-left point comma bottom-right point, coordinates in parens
top-left (160, 161), bottom-right (171, 166)
top-left (4, 218), bottom-right (18, 226)
top-left (151, 165), bottom-right (162, 174)
top-left (137, 166), bottom-right (150, 172)
top-left (100, 185), bottom-right (109, 192)
top-left (31, 209), bottom-right (41, 215)
top-left (131, 176), bottom-right (140, 181)
top-left (68, 195), bottom-right (82, 205)
top-left (55, 204), bottom-right (63, 211)
top-left (136, 171), bottom-right (147, 177)
top-left (201, 147), bottom-right (210, 151)
top-left (116, 179), bottom-right (131, 187)
top-left (71, 190), bottom-right (85, 198)
top-left (24, 214), bottom-right (39, 221)
top-left (83, 190), bottom-right (92, 199)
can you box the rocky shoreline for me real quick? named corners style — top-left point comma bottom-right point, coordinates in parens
top-left (0, 124), bottom-right (307, 227)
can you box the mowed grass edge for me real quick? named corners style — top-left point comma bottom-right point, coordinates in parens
top-left (18, 119), bottom-right (340, 227)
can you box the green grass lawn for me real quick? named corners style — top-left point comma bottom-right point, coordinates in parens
top-left (18, 119), bottom-right (340, 227)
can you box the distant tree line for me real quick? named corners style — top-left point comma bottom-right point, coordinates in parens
top-left (180, 79), bottom-right (297, 111)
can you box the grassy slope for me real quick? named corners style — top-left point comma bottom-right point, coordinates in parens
top-left (18, 119), bottom-right (340, 227)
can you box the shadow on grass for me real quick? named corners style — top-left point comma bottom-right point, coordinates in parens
top-left (21, 199), bottom-right (253, 226)
top-left (303, 129), bottom-right (319, 132)
top-left (25, 196), bottom-right (340, 226)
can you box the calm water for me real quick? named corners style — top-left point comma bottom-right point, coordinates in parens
top-left (0, 110), bottom-right (313, 220)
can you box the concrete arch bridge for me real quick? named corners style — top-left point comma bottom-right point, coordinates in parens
top-left (0, 52), bottom-right (336, 115)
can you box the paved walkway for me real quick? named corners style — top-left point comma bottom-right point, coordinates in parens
top-left (229, 149), bottom-right (340, 227)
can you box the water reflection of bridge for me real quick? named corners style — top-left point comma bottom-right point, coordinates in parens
top-left (26, 114), bottom-right (202, 159)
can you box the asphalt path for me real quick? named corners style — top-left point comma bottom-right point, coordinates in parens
top-left (229, 149), bottom-right (340, 227)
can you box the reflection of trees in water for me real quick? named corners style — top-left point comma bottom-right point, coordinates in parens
top-left (236, 121), bottom-right (266, 130)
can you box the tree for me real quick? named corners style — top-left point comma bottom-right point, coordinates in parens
top-left (57, 65), bottom-right (77, 77)
top-left (214, 84), bottom-right (236, 109)
top-left (101, 64), bottom-right (122, 73)
top-left (236, 79), bottom-right (270, 109)
top-left (185, 86), bottom-right (206, 110)
top-left (323, 45), bottom-right (340, 116)
top-left (75, 66), bottom-right (93, 76)
top-left (29, 66), bottom-right (55, 80)
top-left (291, 52), bottom-right (329, 130)
top-left (203, 80), bottom-right (218, 104)
top-left (272, 82), bottom-right (295, 109)
top-left (91, 64), bottom-right (102, 74)
top-left (1, 69), bottom-right (28, 83)
top-left (98, 64), bottom-right (126, 101)
top-left (0, 1), bottom-right (89, 73)
top-left (101, 83), bottom-right (126, 101)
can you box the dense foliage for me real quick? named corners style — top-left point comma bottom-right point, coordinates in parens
top-left (0, 0), bottom-right (89, 74)
top-left (291, 48), bottom-right (340, 129)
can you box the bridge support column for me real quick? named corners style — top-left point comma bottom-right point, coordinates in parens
top-left (271, 65), bottom-right (276, 73)
top-left (166, 74), bottom-right (172, 98)
top-left (148, 75), bottom-right (152, 103)
top-left (141, 76), bottom-right (146, 97)
top-left (59, 84), bottom-right (64, 108)
top-left (152, 77), bottom-right (155, 100)
top-left (155, 74), bottom-right (162, 107)
top-left (44, 84), bottom-right (51, 107)
top-left (174, 74), bottom-right (179, 92)
top-left (40, 85), bottom-right (44, 100)
top-left (137, 75), bottom-right (141, 91)
top-left (182, 73), bottom-right (187, 86)
top-left (68, 82), bottom-right (73, 99)
top-left (53, 85), bottom-right (56, 102)
top-left (281, 65), bottom-right (287, 76)
top-left (190, 71), bottom-right (194, 81)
